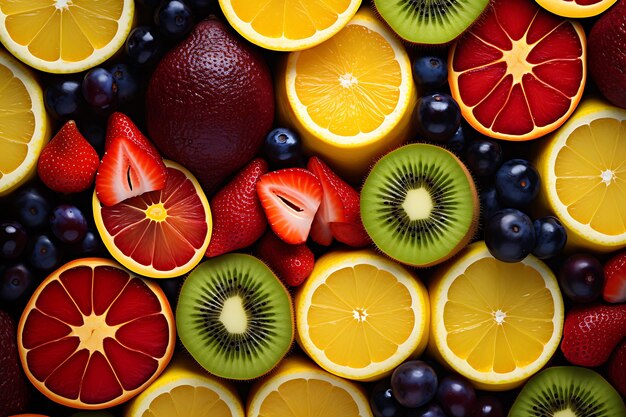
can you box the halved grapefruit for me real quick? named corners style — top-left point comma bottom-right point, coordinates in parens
top-left (17, 258), bottom-right (176, 409)
top-left (93, 160), bottom-right (212, 279)
top-left (448, 0), bottom-right (586, 141)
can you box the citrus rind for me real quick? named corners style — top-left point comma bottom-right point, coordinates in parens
top-left (535, 0), bottom-right (618, 18)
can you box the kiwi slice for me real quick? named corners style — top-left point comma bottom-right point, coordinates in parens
top-left (360, 143), bottom-right (478, 267)
top-left (509, 366), bottom-right (626, 417)
top-left (176, 253), bottom-right (294, 380)
top-left (373, 0), bottom-right (490, 44)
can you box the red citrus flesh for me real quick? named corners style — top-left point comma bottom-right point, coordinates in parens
top-left (449, 0), bottom-right (586, 140)
top-left (17, 258), bottom-right (176, 409)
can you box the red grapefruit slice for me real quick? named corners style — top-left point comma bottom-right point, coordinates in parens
top-left (93, 160), bottom-right (212, 279)
top-left (448, 0), bottom-right (586, 141)
top-left (535, 0), bottom-right (618, 17)
top-left (17, 258), bottom-right (176, 409)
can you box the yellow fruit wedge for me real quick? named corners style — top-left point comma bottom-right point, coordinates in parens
top-left (295, 249), bottom-right (429, 381)
top-left (246, 355), bottom-right (372, 417)
top-left (535, 98), bottom-right (626, 252)
top-left (125, 355), bottom-right (244, 417)
top-left (0, 0), bottom-right (134, 73)
top-left (218, 0), bottom-right (361, 51)
top-left (276, 7), bottom-right (417, 181)
top-left (0, 49), bottom-right (49, 196)
top-left (535, 0), bottom-right (617, 17)
top-left (428, 242), bottom-right (564, 391)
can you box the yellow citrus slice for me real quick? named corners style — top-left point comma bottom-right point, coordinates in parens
top-left (246, 355), bottom-right (372, 417)
top-left (535, 0), bottom-right (618, 17)
top-left (535, 98), bottom-right (626, 252)
top-left (0, 49), bottom-right (49, 196)
top-left (125, 355), bottom-right (244, 417)
top-left (218, 0), bottom-right (361, 52)
top-left (276, 7), bottom-right (417, 181)
top-left (295, 249), bottom-right (429, 381)
top-left (428, 241), bottom-right (564, 391)
top-left (0, 0), bottom-right (134, 74)
top-left (93, 160), bottom-right (212, 279)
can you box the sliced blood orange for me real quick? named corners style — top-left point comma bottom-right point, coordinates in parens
top-left (17, 258), bottom-right (176, 409)
top-left (535, 0), bottom-right (618, 18)
top-left (93, 160), bottom-right (212, 279)
top-left (448, 0), bottom-right (586, 141)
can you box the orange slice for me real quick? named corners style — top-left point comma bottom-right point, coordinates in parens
top-left (535, 0), bottom-right (618, 17)
top-left (448, 0), bottom-right (586, 141)
top-left (93, 160), bottom-right (212, 279)
top-left (17, 258), bottom-right (176, 409)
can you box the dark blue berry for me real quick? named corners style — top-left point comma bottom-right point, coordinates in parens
top-left (126, 26), bottom-right (163, 67)
top-left (70, 229), bottom-right (106, 257)
top-left (391, 360), bottom-right (438, 408)
top-left (558, 253), bottom-right (604, 303)
top-left (370, 379), bottom-right (407, 417)
top-left (532, 216), bottom-right (567, 259)
top-left (82, 67), bottom-right (117, 109)
top-left (412, 56), bottom-right (448, 92)
top-left (13, 187), bottom-right (51, 230)
top-left (484, 208), bottom-right (536, 263)
top-left (28, 234), bottom-right (61, 271)
top-left (446, 125), bottom-right (466, 155)
top-left (80, 119), bottom-right (107, 156)
top-left (465, 138), bottom-right (503, 177)
top-left (49, 204), bottom-right (88, 244)
top-left (0, 263), bottom-right (34, 304)
top-left (44, 78), bottom-right (85, 121)
top-left (264, 127), bottom-right (302, 167)
top-left (494, 159), bottom-right (540, 208)
top-left (0, 221), bottom-right (27, 259)
top-left (414, 93), bottom-right (461, 142)
top-left (479, 185), bottom-right (502, 225)
top-left (108, 63), bottom-right (139, 105)
top-left (155, 0), bottom-right (194, 38)
top-left (409, 403), bottom-right (447, 417)
top-left (436, 375), bottom-right (477, 417)
top-left (473, 396), bottom-right (505, 417)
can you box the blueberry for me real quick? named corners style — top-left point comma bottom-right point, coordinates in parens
top-left (436, 375), bottom-right (477, 417)
top-left (446, 125), bottom-right (466, 155)
top-left (44, 78), bottom-right (85, 121)
top-left (264, 127), bottom-right (303, 167)
top-left (484, 208), bottom-right (536, 263)
top-left (70, 229), bottom-right (106, 257)
top-left (391, 360), bottom-right (438, 408)
top-left (79, 119), bottom-right (106, 156)
top-left (108, 63), bottom-right (139, 105)
top-left (0, 263), bottom-right (34, 304)
top-left (49, 204), bottom-right (88, 244)
top-left (28, 234), bottom-right (61, 271)
top-left (465, 138), bottom-right (502, 177)
top-left (0, 221), bottom-right (28, 259)
top-left (558, 253), bottom-right (604, 303)
top-left (479, 185), bottom-right (502, 224)
top-left (155, 0), bottom-right (194, 39)
top-left (126, 26), bottom-right (163, 67)
top-left (411, 403), bottom-right (447, 417)
top-left (414, 93), bottom-right (461, 143)
top-left (370, 379), bottom-right (407, 417)
top-left (412, 56), bottom-right (448, 92)
top-left (13, 187), bottom-right (51, 230)
top-left (494, 159), bottom-right (540, 208)
top-left (82, 67), bottom-right (117, 109)
top-left (532, 216), bottom-right (567, 259)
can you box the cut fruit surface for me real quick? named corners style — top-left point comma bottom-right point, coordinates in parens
top-left (276, 7), bottom-right (417, 180)
top-left (93, 160), bottom-right (211, 279)
top-left (17, 258), bottom-right (176, 409)
top-left (0, 0), bottom-right (134, 73)
top-left (124, 355), bottom-right (244, 417)
top-left (0, 49), bottom-right (50, 196)
top-left (448, 0), bottom-right (586, 141)
top-left (428, 241), bottom-right (564, 391)
top-left (246, 355), bottom-right (373, 417)
top-left (535, 98), bottom-right (626, 252)
top-left (218, 0), bottom-right (361, 51)
top-left (295, 249), bottom-right (429, 381)
top-left (535, 0), bottom-right (618, 17)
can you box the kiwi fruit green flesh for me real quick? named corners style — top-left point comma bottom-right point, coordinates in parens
top-left (509, 366), bottom-right (626, 417)
top-left (361, 143), bottom-right (478, 267)
top-left (176, 253), bottom-right (294, 380)
top-left (373, 0), bottom-right (490, 45)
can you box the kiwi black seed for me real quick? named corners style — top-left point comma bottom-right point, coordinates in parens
top-left (509, 366), bottom-right (626, 417)
top-left (373, 0), bottom-right (491, 45)
top-left (176, 253), bottom-right (294, 380)
top-left (360, 143), bottom-right (478, 267)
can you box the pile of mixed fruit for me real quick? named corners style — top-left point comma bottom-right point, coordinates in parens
top-left (0, 0), bottom-right (625, 416)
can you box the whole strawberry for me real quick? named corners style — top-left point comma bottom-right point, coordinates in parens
top-left (257, 231), bottom-right (314, 287)
top-left (561, 303), bottom-right (626, 367)
top-left (37, 120), bottom-right (100, 193)
top-left (206, 158), bottom-right (268, 257)
top-left (604, 250), bottom-right (626, 303)
top-left (607, 339), bottom-right (626, 397)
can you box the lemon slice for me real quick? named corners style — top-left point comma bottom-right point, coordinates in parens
top-left (535, 98), bottom-right (626, 252)
top-left (276, 7), bottom-right (417, 181)
top-left (0, 49), bottom-right (49, 196)
top-left (125, 355), bottom-right (244, 417)
top-left (218, 0), bottom-right (361, 52)
top-left (0, 0), bottom-right (134, 74)
top-left (295, 249), bottom-right (429, 381)
top-left (429, 241), bottom-right (564, 391)
top-left (247, 355), bottom-right (372, 417)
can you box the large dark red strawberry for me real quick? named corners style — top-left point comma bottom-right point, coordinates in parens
top-left (206, 158), bottom-right (268, 257)
top-left (561, 303), bottom-right (626, 367)
top-left (607, 339), bottom-right (626, 397)
top-left (604, 251), bottom-right (626, 303)
top-left (256, 231), bottom-right (314, 287)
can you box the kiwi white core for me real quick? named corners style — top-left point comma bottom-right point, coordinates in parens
top-left (402, 188), bottom-right (433, 220)
top-left (553, 409), bottom-right (577, 417)
top-left (220, 296), bottom-right (248, 334)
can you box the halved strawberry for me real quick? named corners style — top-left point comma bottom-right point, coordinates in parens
top-left (95, 136), bottom-right (168, 206)
top-left (604, 251), bottom-right (626, 303)
top-left (106, 112), bottom-right (163, 163)
top-left (256, 168), bottom-right (323, 245)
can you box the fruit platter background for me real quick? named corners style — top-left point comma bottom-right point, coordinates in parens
top-left (0, 0), bottom-right (625, 416)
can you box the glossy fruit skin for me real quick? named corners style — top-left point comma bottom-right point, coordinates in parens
top-left (446, 125), bottom-right (466, 155)
top-left (603, 251), bottom-right (626, 303)
top-left (82, 68), bottom-right (117, 109)
top-left (436, 375), bottom-right (476, 417)
top-left (44, 79), bottom-right (84, 121)
top-left (146, 17), bottom-right (275, 194)
top-left (28, 234), bottom-right (61, 271)
top-left (69, 230), bottom-right (105, 257)
top-left (0, 264), bottom-right (33, 304)
top-left (479, 185), bottom-right (502, 225)
top-left (414, 93), bottom-right (461, 142)
top-left (0, 221), bottom-right (27, 259)
top-left (370, 379), bottom-right (407, 417)
top-left (408, 403), bottom-right (446, 417)
top-left (607, 339), bottom-right (626, 397)
top-left (49, 204), bottom-right (88, 244)
top-left (390, 360), bottom-right (438, 408)
top-left (108, 63), bottom-right (139, 105)
top-left (494, 159), bottom-right (540, 208)
top-left (126, 26), bottom-right (163, 67)
top-left (484, 208), bottom-right (535, 263)
top-left (465, 138), bottom-right (502, 177)
top-left (532, 216), bottom-right (567, 259)
top-left (155, 0), bottom-right (194, 39)
top-left (473, 396), bottom-right (505, 417)
top-left (412, 56), bottom-right (448, 93)
top-left (264, 127), bottom-right (302, 167)
top-left (558, 253), bottom-right (604, 303)
top-left (13, 187), bottom-right (51, 230)
top-left (256, 231), bottom-right (314, 287)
